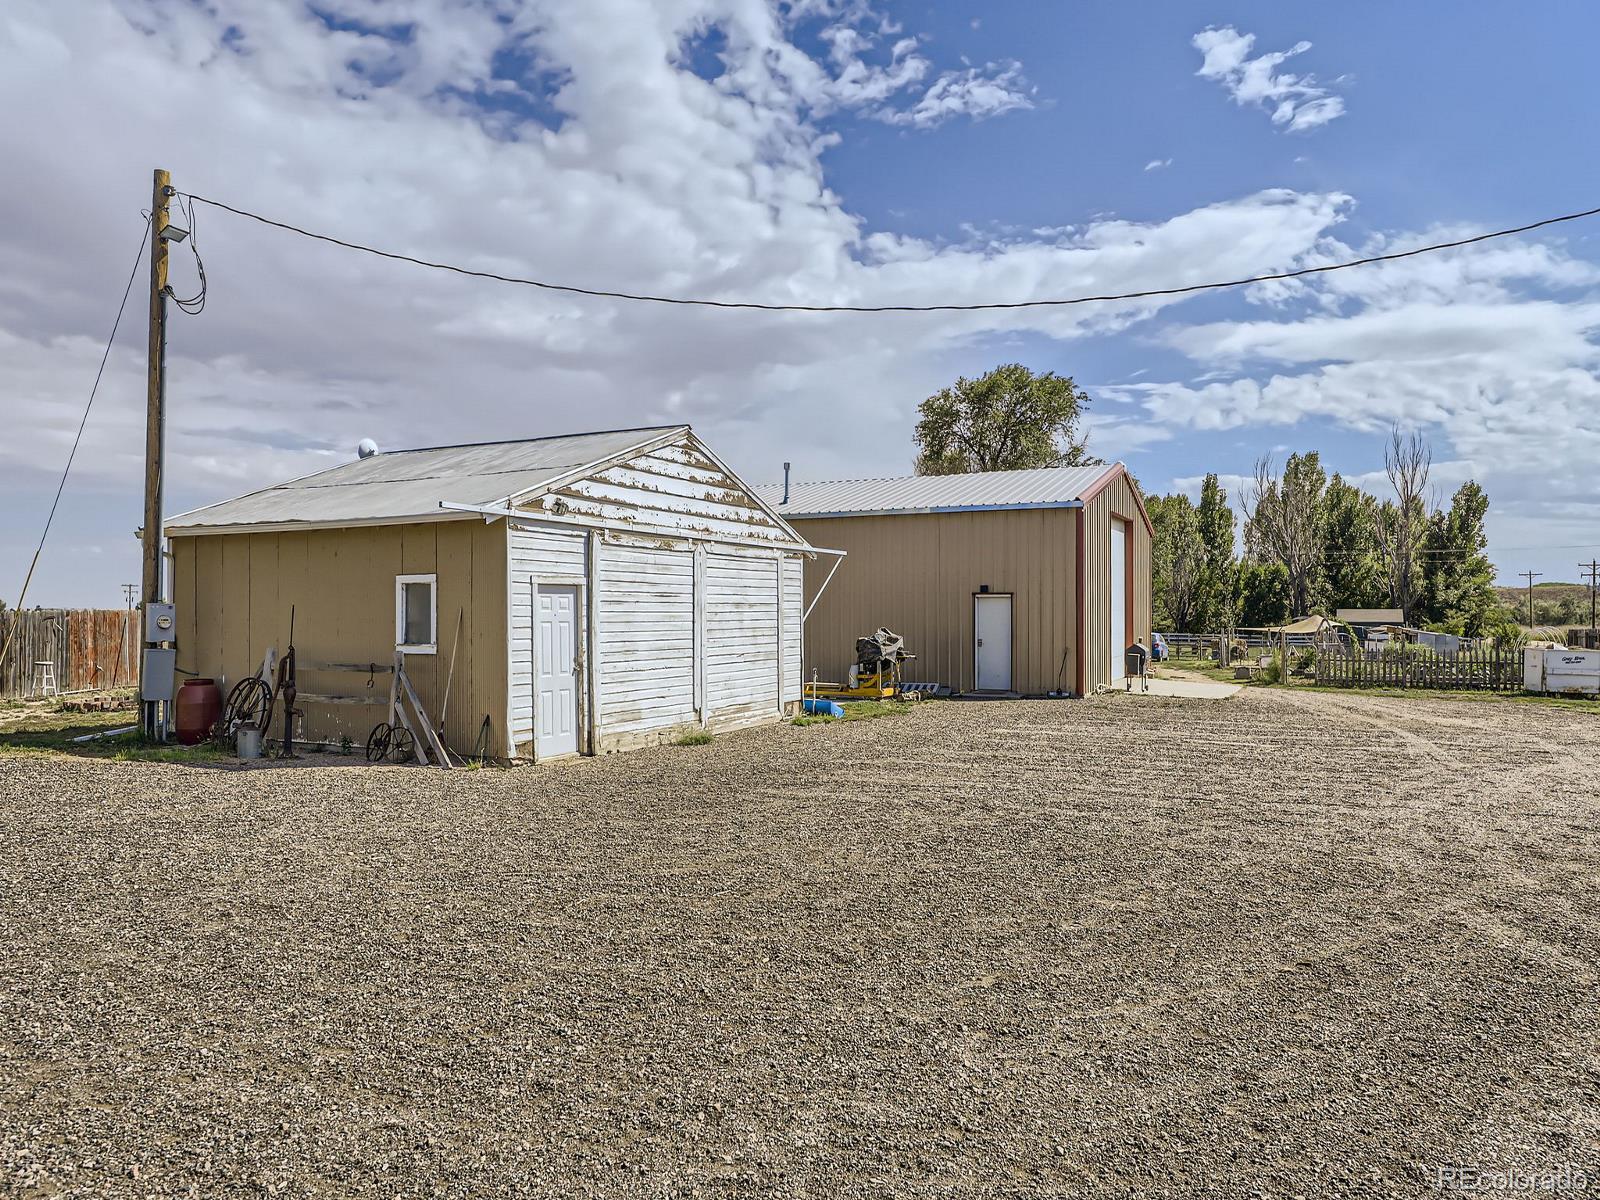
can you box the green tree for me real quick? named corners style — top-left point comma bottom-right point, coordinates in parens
top-left (1320, 474), bottom-right (1383, 612)
top-left (1149, 494), bottom-right (1205, 632)
top-left (1372, 429), bottom-right (1430, 620)
top-left (1237, 561), bottom-right (1292, 627)
top-left (1418, 481), bottom-right (1499, 635)
top-left (1243, 452), bottom-right (1327, 617)
top-left (913, 363), bottom-right (1099, 475)
top-left (1194, 473), bottom-right (1237, 631)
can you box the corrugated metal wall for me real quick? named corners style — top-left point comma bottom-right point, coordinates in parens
top-left (1079, 473), bottom-right (1154, 692)
top-left (170, 518), bottom-right (508, 753)
top-left (793, 508), bottom-right (1078, 695)
top-left (794, 481), bottom-right (1152, 697)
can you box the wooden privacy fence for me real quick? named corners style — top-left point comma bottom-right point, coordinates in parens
top-left (0, 609), bottom-right (135, 698)
top-left (1313, 645), bottom-right (1521, 692)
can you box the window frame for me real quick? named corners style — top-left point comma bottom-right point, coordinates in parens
top-left (395, 573), bottom-right (438, 655)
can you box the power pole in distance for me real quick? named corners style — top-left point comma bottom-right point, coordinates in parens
top-left (1519, 570), bottom-right (1542, 630)
top-left (1581, 560), bottom-right (1600, 641)
top-left (140, 168), bottom-right (172, 739)
top-left (122, 582), bottom-right (138, 691)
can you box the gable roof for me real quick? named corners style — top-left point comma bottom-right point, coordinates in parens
top-left (166, 425), bottom-right (688, 534)
top-left (1336, 608), bottom-right (1406, 625)
top-left (758, 462), bottom-right (1150, 532)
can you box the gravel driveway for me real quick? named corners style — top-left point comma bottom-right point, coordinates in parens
top-left (3, 689), bottom-right (1597, 1197)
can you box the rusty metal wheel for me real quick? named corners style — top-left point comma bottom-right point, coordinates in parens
top-left (365, 722), bottom-right (393, 762)
top-left (387, 725), bottom-right (416, 763)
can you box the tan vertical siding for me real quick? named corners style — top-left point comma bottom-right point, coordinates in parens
top-left (170, 518), bottom-right (507, 754)
top-left (1078, 472), bottom-right (1154, 692)
top-left (793, 508), bottom-right (1077, 695)
top-left (791, 473), bottom-right (1151, 698)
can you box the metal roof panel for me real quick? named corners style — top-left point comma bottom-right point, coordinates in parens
top-left (167, 426), bottom-right (685, 532)
top-left (755, 463), bottom-right (1121, 518)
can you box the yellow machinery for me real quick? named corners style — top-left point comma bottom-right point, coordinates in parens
top-left (804, 628), bottom-right (919, 701)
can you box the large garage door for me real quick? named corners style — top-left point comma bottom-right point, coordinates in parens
top-left (705, 550), bottom-right (780, 719)
top-left (598, 541), bottom-right (696, 736)
top-left (1110, 519), bottom-right (1128, 681)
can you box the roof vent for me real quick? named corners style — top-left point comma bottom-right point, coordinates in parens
top-left (357, 438), bottom-right (379, 459)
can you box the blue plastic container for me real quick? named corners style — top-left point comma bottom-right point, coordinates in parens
top-left (802, 698), bottom-right (845, 718)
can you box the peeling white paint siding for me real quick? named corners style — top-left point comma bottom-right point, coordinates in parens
top-left (508, 522), bottom-right (587, 747)
top-left (705, 549), bottom-right (781, 720)
top-left (537, 442), bottom-right (794, 544)
top-left (506, 432), bottom-right (807, 756)
top-left (597, 540), bottom-right (696, 735)
top-left (783, 555), bottom-right (804, 702)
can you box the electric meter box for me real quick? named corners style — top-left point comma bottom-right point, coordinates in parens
top-left (145, 601), bottom-right (176, 644)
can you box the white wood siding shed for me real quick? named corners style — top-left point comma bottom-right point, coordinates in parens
top-left (502, 430), bottom-right (817, 758)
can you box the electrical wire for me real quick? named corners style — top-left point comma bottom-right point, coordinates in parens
top-left (180, 191), bottom-right (1600, 314)
top-left (167, 193), bottom-right (207, 315)
top-left (0, 216), bottom-right (151, 673)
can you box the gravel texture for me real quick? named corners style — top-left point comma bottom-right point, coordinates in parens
top-left (2, 688), bottom-right (1597, 1198)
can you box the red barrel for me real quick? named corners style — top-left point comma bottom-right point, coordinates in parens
top-left (174, 678), bottom-right (223, 745)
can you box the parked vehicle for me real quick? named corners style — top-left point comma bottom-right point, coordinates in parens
top-left (1151, 632), bottom-right (1169, 662)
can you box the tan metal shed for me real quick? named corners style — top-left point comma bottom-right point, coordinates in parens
top-left (165, 425), bottom-right (818, 760)
top-left (758, 463), bottom-right (1153, 696)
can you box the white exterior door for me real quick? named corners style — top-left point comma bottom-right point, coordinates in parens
top-left (535, 585), bottom-right (580, 758)
top-left (1110, 520), bottom-right (1128, 682)
top-left (974, 594), bottom-right (1013, 691)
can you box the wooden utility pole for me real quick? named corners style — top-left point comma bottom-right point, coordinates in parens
top-left (1519, 570), bottom-right (1542, 630)
top-left (140, 168), bottom-right (172, 738)
top-left (1581, 560), bottom-right (1600, 640)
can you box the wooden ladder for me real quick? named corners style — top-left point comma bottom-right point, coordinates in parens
top-left (389, 651), bottom-right (454, 769)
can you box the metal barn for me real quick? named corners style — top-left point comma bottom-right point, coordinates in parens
top-left (760, 463), bottom-right (1153, 696)
top-left (166, 425), bottom-right (818, 760)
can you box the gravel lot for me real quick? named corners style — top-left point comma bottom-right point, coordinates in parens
top-left (3, 688), bottom-right (1597, 1197)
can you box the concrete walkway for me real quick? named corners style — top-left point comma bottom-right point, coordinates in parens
top-left (1120, 674), bottom-right (1241, 699)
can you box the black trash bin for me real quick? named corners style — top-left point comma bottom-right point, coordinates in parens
top-left (1124, 643), bottom-right (1150, 692)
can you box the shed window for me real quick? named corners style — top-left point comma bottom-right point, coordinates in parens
top-left (396, 574), bottom-right (437, 654)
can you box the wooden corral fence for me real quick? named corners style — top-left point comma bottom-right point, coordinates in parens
top-left (1313, 645), bottom-right (1521, 692)
top-left (1162, 633), bottom-right (1225, 660)
top-left (0, 609), bottom-right (135, 698)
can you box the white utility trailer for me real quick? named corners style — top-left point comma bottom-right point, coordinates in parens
top-left (1524, 647), bottom-right (1600, 697)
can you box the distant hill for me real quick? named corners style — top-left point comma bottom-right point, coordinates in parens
top-left (1496, 581), bottom-right (1595, 628)
top-left (1494, 581), bottom-right (1585, 604)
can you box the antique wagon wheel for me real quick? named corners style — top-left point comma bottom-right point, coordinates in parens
top-left (365, 722), bottom-right (394, 762)
top-left (223, 676), bottom-right (273, 733)
top-left (386, 725), bottom-right (417, 764)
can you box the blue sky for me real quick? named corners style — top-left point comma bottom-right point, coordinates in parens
top-left (3, 0), bottom-right (1600, 606)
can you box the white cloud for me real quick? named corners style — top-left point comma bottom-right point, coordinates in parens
top-left (1104, 226), bottom-right (1600, 577)
top-left (876, 59), bottom-right (1034, 129)
top-left (1192, 26), bottom-right (1346, 133)
top-left (4, 0), bottom-right (1594, 602)
top-left (1144, 158), bottom-right (1172, 172)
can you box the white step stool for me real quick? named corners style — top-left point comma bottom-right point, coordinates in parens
top-left (32, 661), bottom-right (58, 698)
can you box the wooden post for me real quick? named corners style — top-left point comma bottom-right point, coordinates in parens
top-left (140, 168), bottom-right (172, 740)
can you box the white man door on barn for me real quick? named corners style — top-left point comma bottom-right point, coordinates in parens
top-left (1110, 519), bottom-right (1128, 682)
top-left (536, 584), bottom-right (580, 758)
top-left (974, 593), bottom-right (1013, 692)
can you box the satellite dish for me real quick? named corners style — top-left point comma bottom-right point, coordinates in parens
top-left (357, 438), bottom-right (379, 459)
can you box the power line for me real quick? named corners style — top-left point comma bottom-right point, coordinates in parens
top-left (0, 217), bottom-right (151, 674)
top-left (180, 191), bottom-right (1600, 314)
top-left (167, 192), bottom-right (208, 315)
